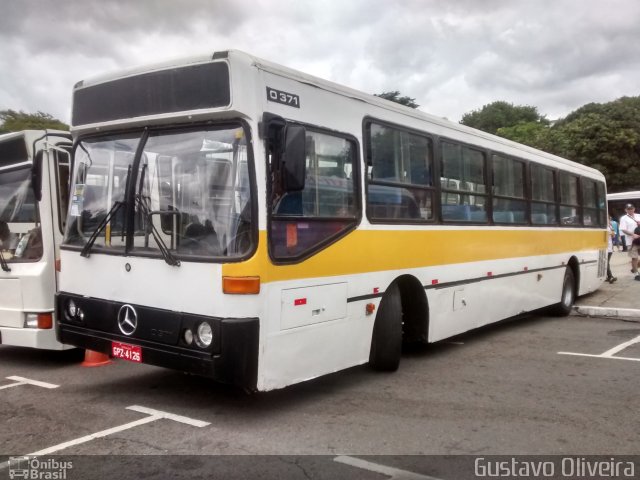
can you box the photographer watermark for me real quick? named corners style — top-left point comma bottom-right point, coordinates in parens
top-left (8, 457), bottom-right (72, 480)
top-left (475, 457), bottom-right (635, 478)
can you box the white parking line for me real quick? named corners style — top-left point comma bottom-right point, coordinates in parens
top-left (0, 376), bottom-right (59, 390)
top-left (0, 405), bottom-right (210, 469)
top-left (601, 334), bottom-right (640, 357)
top-left (126, 405), bottom-right (210, 427)
top-left (334, 456), bottom-right (443, 480)
top-left (558, 352), bottom-right (640, 362)
top-left (558, 333), bottom-right (640, 362)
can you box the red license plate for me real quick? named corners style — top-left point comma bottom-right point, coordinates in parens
top-left (111, 342), bottom-right (142, 363)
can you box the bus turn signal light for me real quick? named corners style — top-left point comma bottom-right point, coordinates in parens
top-left (223, 276), bottom-right (261, 294)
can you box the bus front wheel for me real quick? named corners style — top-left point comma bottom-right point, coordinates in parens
top-left (549, 267), bottom-right (576, 316)
top-left (369, 283), bottom-right (402, 371)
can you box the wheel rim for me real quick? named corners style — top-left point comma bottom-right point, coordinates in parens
top-left (562, 275), bottom-right (574, 307)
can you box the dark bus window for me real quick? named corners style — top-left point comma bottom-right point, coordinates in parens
top-left (441, 141), bottom-right (487, 222)
top-left (367, 122), bottom-right (434, 222)
top-left (492, 154), bottom-right (527, 224)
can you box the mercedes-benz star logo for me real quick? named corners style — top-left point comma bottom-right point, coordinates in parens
top-left (117, 304), bottom-right (138, 336)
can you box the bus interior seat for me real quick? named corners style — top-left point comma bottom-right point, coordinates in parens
top-left (182, 220), bottom-right (220, 254)
top-left (493, 211), bottom-right (514, 223)
top-left (275, 192), bottom-right (303, 215)
top-left (531, 213), bottom-right (548, 224)
top-left (512, 211), bottom-right (526, 223)
top-left (442, 204), bottom-right (470, 221)
top-left (469, 209), bottom-right (487, 222)
top-left (319, 167), bottom-right (346, 178)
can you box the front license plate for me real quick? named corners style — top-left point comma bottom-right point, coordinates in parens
top-left (111, 342), bottom-right (142, 363)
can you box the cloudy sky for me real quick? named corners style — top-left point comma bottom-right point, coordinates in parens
top-left (1, 0), bottom-right (638, 124)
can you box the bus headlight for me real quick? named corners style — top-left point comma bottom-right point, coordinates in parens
top-left (67, 299), bottom-right (78, 317)
top-left (66, 299), bottom-right (84, 322)
top-left (183, 328), bottom-right (194, 345)
top-left (195, 322), bottom-right (213, 348)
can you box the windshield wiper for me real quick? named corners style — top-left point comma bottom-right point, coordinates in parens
top-left (135, 195), bottom-right (180, 267)
top-left (0, 249), bottom-right (10, 272)
top-left (80, 201), bottom-right (125, 258)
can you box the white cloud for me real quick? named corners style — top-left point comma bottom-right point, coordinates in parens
top-left (0, 0), bottom-right (638, 124)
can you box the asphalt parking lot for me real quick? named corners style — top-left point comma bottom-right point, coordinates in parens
top-left (1, 305), bottom-right (639, 479)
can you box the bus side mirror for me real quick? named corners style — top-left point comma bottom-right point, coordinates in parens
top-left (282, 124), bottom-right (306, 192)
top-left (32, 150), bottom-right (44, 202)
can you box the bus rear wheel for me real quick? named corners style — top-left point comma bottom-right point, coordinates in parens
top-left (549, 267), bottom-right (576, 316)
top-left (369, 283), bottom-right (402, 371)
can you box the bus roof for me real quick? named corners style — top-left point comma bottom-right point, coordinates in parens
top-left (607, 191), bottom-right (640, 201)
top-left (73, 49), bottom-right (604, 180)
top-left (0, 129), bottom-right (69, 145)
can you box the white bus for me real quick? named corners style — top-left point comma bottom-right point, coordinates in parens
top-left (607, 191), bottom-right (640, 220)
top-left (56, 51), bottom-right (607, 391)
top-left (0, 130), bottom-right (72, 349)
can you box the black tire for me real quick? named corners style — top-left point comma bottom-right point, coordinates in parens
top-left (549, 267), bottom-right (576, 316)
top-left (369, 283), bottom-right (402, 371)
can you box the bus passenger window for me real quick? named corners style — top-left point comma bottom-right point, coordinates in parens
top-left (531, 164), bottom-right (557, 224)
top-left (559, 172), bottom-right (580, 225)
top-left (440, 141), bottom-right (487, 222)
top-left (367, 122), bottom-right (434, 222)
top-left (270, 129), bottom-right (358, 260)
top-left (492, 154), bottom-right (526, 224)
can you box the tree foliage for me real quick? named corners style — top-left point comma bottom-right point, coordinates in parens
top-left (460, 97), bottom-right (640, 193)
top-left (460, 101), bottom-right (549, 135)
top-left (0, 110), bottom-right (69, 134)
top-left (549, 97), bottom-right (640, 192)
top-left (375, 91), bottom-right (419, 109)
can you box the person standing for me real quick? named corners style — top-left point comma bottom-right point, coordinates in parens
top-left (619, 204), bottom-right (640, 280)
top-left (611, 216), bottom-right (621, 251)
top-left (606, 221), bottom-right (617, 283)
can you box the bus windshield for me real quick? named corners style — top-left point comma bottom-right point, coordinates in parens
top-left (0, 166), bottom-right (42, 262)
top-left (64, 125), bottom-right (252, 260)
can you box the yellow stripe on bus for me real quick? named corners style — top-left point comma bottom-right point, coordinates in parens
top-left (223, 229), bottom-right (606, 284)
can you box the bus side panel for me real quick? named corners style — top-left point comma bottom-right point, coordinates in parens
top-left (259, 307), bottom-right (372, 391)
top-left (0, 278), bottom-right (23, 327)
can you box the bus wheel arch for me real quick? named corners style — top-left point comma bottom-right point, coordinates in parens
top-left (396, 274), bottom-right (429, 344)
top-left (369, 275), bottom-right (429, 372)
top-left (567, 256), bottom-right (580, 295)
top-left (369, 282), bottom-right (402, 371)
top-left (549, 258), bottom-right (579, 316)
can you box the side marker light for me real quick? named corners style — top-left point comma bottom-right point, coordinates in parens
top-left (223, 276), bottom-right (261, 294)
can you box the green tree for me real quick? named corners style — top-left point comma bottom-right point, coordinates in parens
top-left (375, 91), bottom-right (419, 109)
top-left (460, 101), bottom-right (549, 135)
top-left (0, 110), bottom-right (69, 133)
top-left (459, 96), bottom-right (640, 193)
top-left (549, 97), bottom-right (640, 192)
top-left (496, 122), bottom-right (553, 151)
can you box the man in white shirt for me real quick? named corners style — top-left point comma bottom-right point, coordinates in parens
top-left (619, 203), bottom-right (640, 280)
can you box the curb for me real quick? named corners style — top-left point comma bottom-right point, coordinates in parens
top-left (572, 305), bottom-right (640, 322)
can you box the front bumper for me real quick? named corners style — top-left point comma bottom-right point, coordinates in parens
top-left (0, 325), bottom-right (70, 350)
top-left (56, 292), bottom-right (259, 390)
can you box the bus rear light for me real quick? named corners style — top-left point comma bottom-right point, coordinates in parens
top-left (25, 313), bottom-right (38, 328)
top-left (24, 313), bottom-right (53, 329)
top-left (365, 303), bottom-right (376, 315)
top-left (223, 276), bottom-right (260, 294)
top-left (37, 313), bottom-right (53, 329)
top-left (55, 259), bottom-right (61, 272)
